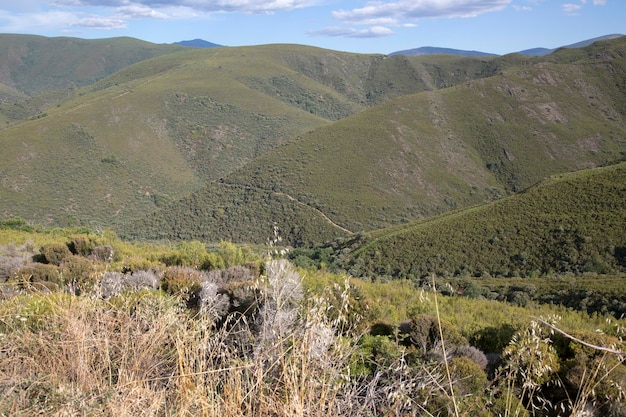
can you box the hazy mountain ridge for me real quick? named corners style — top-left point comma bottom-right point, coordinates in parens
top-left (389, 34), bottom-right (624, 57)
top-left (174, 39), bottom-right (223, 48)
top-left (516, 33), bottom-right (625, 56)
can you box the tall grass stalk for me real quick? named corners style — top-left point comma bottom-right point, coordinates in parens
top-left (431, 273), bottom-right (460, 417)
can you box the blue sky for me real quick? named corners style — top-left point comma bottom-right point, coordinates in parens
top-left (0, 0), bottom-right (623, 55)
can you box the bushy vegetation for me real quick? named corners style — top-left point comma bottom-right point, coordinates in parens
top-left (1, 227), bottom-right (625, 416)
top-left (312, 162), bottom-right (626, 281)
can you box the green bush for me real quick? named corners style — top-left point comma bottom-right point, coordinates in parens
top-left (68, 236), bottom-right (95, 257)
top-left (450, 356), bottom-right (488, 395)
top-left (60, 255), bottom-right (100, 294)
top-left (12, 263), bottom-right (62, 290)
top-left (119, 256), bottom-right (165, 274)
top-left (469, 323), bottom-right (518, 354)
top-left (39, 243), bottom-right (71, 266)
top-left (405, 314), bottom-right (468, 352)
top-left (0, 217), bottom-right (34, 232)
top-left (553, 330), bottom-right (626, 414)
top-left (352, 334), bottom-right (405, 376)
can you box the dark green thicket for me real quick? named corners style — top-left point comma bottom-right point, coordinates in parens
top-left (328, 162), bottom-right (626, 280)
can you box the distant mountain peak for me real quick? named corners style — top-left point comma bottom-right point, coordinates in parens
top-left (390, 34), bottom-right (625, 57)
top-left (515, 34), bottom-right (624, 56)
top-left (174, 39), bottom-right (223, 48)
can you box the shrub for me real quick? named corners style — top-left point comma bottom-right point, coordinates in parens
top-left (198, 281), bottom-right (231, 323)
top-left (89, 245), bottom-right (114, 263)
top-left (161, 240), bottom-right (209, 269)
top-left (470, 323), bottom-right (518, 354)
top-left (256, 259), bottom-right (304, 344)
top-left (353, 334), bottom-right (405, 375)
top-left (209, 266), bottom-right (259, 317)
top-left (369, 321), bottom-right (396, 337)
top-left (125, 270), bottom-right (161, 292)
top-left (39, 243), bottom-right (71, 266)
top-left (0, 217), bottom-right (33, 232)
top-left (99, 271), bottom-right (124, 299)
top-left (0, 243), bottom-right (35, 282)
top-left (553, 330), bottom-right (626, 415)
top-left (161, 266), bottom-right (204, 305)
top-left (218, 241), bottom-right (259, 268)
top-left (204, 265), bottom-right (257, 286)
top-left (501, 319), bottom-right (561, 415)
top-left (12, 263), bottom-right (62, 291)
top-left (60, 255), bottom-right (100, 294)
top-left (449, 344), bottom-right (489, 369)
top-left (119, 256), bottom-right (164, 274)
top-left (405, 313), bottom-right (468, 352)
top-left (200, 252), bottom-right (226, 270)
top-left (449, 356), bottom-right (488, 395)
top-left (68, 236), bottom-right (94, 257)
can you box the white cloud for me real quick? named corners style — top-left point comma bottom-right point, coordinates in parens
top-left (0, 9), bottom-right (79, 32)
top-left (332, 0), bottom-right (512, 26)
top-left (2, 0), bottom-right (320, 35)
top-left (71, 15), bottom-right (127, 28)
top-left (308, 25), bottom-right (394, 38)
top-left (117, 5), bottom-right (170, 19)
top-left (512, 5), bottom-right (532, 11)
top-left (561, 3), bottom-right (582, 14)
top-left (53, 0), bottom-right (319, 14)
top-left (561, 0), bottom-right (605, 16)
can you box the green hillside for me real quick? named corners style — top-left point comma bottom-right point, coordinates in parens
top-left (0, 41), bottom-right (515, 230)
top-left (0, 35), bottom-right (184, 96)
top-left (123, 37), bottom-right (626, 246)
top-left (321, 161), bottom-right (626, 279)
top-left (1, 36), bottom-right (625, 242)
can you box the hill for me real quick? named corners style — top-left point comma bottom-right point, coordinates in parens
top-left (389, 34), bottom-right (625, 57)
top-left (516, 33), bottom-right (624, 56)
top-left (0, 35), bottom-right (184, 96)
top-left (0, 35), bottom-right (185, 122)
top-left (1, 42), bottom-right (499, 230)
top-left (121, 37), bottom-right (626, 246)
top-left (0, 36), bottom-right (625, 245)
top-left (318, 161), bottom-right (626, 279)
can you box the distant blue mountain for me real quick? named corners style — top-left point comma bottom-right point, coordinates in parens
top-left (174, 39), bottom-right (223, 48)
top-left (389, 34), bottom-right (624, 57)
top-left (516, 34), bottom-right (624, 56)
top-left (389, 46), bottom-right (496, 57)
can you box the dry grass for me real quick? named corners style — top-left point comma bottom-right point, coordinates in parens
top-left (1, 260), bottom-right (624, 416)
top-left (0, 260), bottom-right (362, 416)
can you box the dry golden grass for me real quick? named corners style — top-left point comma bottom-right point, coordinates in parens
top-left (0, 261), bottom-right (361, 416)
top-left (1, 260), bottom-right (624, 416)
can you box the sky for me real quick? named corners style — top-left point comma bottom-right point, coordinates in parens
top-left (0, 0), bottom-right (623, 55)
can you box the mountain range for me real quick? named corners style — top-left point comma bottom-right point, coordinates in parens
top-left (0, 33), bottom-right (624, 252)
top-left (170, 34), bottom-right (624, 57)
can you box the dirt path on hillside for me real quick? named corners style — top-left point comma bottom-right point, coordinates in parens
top-left (219, 182), bottom-right (353, 234)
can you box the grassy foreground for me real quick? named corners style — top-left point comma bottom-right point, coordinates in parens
top-left (0, 250), bottom-right (624, 415)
